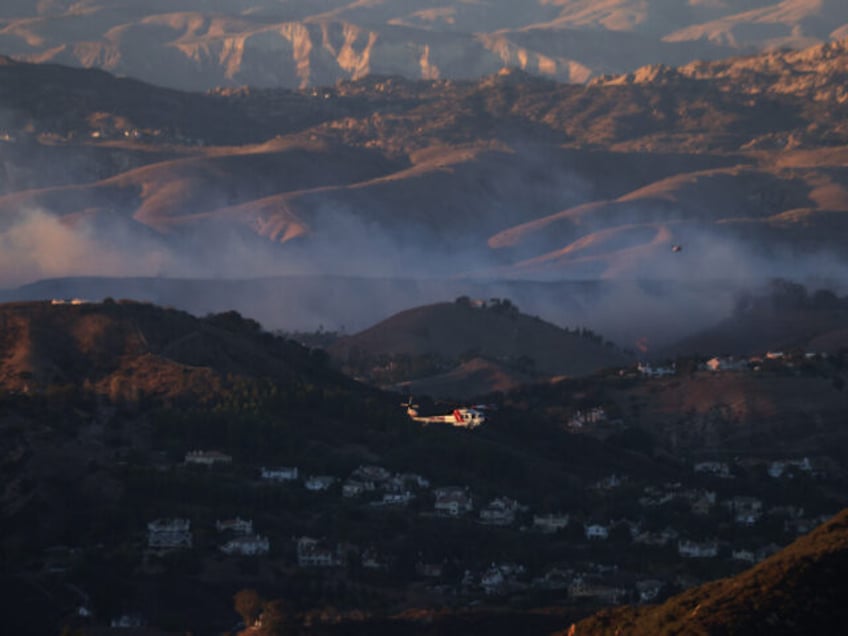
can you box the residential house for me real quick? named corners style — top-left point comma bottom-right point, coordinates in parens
top-left (705, 357), bottom-right (748, 372)
top-left (304, 475), bottom-right (335, 491)
top-left (531, 568), bottom-right (572, 591)
top-left (379, 491), bottom-right (415, 506)
top-left (351, 465), bottom-right (391, 484)
top-left (636, 580), bottom-right (664, 603)
top-left (731, 549), bottom-right (756, 563)
top-left (693, 461), bottom-right (733, 478)
top-left (690, 491), bottom-right (717, 516)
top-left (568, 578), bottom-right (627, 603)
top-left (110, 616), bottom-right (145, 628)
top-left (220, 535), bottom-right (270, 556)
top-left (415, 562), bottom-right (444, 578)
top-left (584, 523), bottom-right (609, 540)
top-left (768, 457), bottom-right (813, 479)
top-left (342, 480), bottom-right (366, 498)
top-left (296, 537), bottom-right (339, 568)
top-left (784, 516), bottom-right (820, 535)
top-left (480, 563), bottom-right (525, 595)
top-left (533, 513), bottom-right (570, 534)
top-left (361, 548), bottom-right (388, 570)
top-left (434, 487), bottom-right (473, 516)
top-left (148, 518), bottom-right (192, 549)
top-left (634, 527), bottom-right (678, 547)
top-left (637, 362), bottom-right (675, 377)
top-left (768, 505), bottom-right (804, 519)
top-left (399, 473), bottom-right (430, 489)
top-left (479, 497), bottom-right (520, 526)
top-left (594, 474), bottom-right (624, 490)
top-left (184, 450), bottom-right (232, 466)
top-left (382, 475), bottom-right (407, 493)
top-left (678, 539), bottom-right (718, 558)
top-left (261, 466), bottom-right (298, 482)
top-left (567, 407), bottom-right (607, 429)
top-left (726, 496), bottom-right (763, 526)
top-left (215, 517), bottom-right (253, 535)
top-left (756, 543), bottom-right (781, 562)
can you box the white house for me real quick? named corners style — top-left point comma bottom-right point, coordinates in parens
top-left (220, 535), bottom-right (270, 556)
top-left (533, 513), bottom-right (570, 534)
top-left (768, 457), bottom-right (813, 479)
top-left (732, 549), bottom-right (756, 563)
top-left (304, 475), bottom-right (335, 491)
top-left (678, 539), bottom-right (718, 558)
top-left (479, 497), bottom-right (520, 526)
top-left (215, 517), bottom-right (253, 535)
top-left (481, 567), bottom-right (505, 595)
top-left (480, 563), bottom-right (525, 595)
top-left (261, 466), bottom-right (298, 481)
top-left (637, 362), bottom-right (675, 377)
top-left (148, 518), bottom-right (192, 549)
top-left (568, 578), bottom-right (627, 603)
top-left (296, 536), bottom-right (338, 567)
top-left (693, 461), bottom-right (733, 478)
top-left (726, 496), bottom-right (763, 525)
top-left (636, 580), bottom-right (664, 603)
top-left (634, 528), bottom-right (678, 547)
top-left (567, 407), bottom-right (607, 429)
top-left (185, 450), bottom-right (232, 466)
top-left (434, 487), bottom-right (473, 516)
top-left (342, 480), bottom-right (366, 498)
top-left (584, 524), bottom-right (609, 540)
top-left (351, 465), bottom-right (391, 483)
top-left (380, 491), bottom-right (415, 506)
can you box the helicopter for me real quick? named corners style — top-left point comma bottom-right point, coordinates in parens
top-left (401, 397), bottom-right (485, 429)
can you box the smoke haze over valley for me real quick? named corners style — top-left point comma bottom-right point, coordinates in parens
top-left (2, 30), bottom-right (848, 345)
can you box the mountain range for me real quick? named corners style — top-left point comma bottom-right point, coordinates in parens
top-left (3, 1), bottom-right (848, 90)
top-left (2, 37), bottom-right (848, 290)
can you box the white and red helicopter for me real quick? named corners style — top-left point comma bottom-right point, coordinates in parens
top-left (402, 398), bottom-right (486, 429)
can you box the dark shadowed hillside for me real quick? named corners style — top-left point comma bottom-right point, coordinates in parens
top-left (0, 300), bottom-right (355, 400)
top-left (564, 508), bottom-right (848, 635)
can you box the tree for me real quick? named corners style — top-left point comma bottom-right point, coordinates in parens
top-left (256, 599), bottom-right (295, 636)
top-left (234, 588), bottom-right (263, 629)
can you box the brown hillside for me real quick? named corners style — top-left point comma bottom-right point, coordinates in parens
top-left (0, 301), bottom-right (351, 400)
top-left (391, 356), bottom-right (537, 400)
top-left (329, 300), bottom-right (631, 377)
top-left (564, 507), bottom-right (848, 635)
top-left (661, 284), bottom-right (848, 357)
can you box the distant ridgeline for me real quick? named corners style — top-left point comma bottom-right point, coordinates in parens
top-left (322, 297), bottom-right (631, 389)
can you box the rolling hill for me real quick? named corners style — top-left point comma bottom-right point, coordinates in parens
top-left (328, 299), bottom-right (632, 396)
